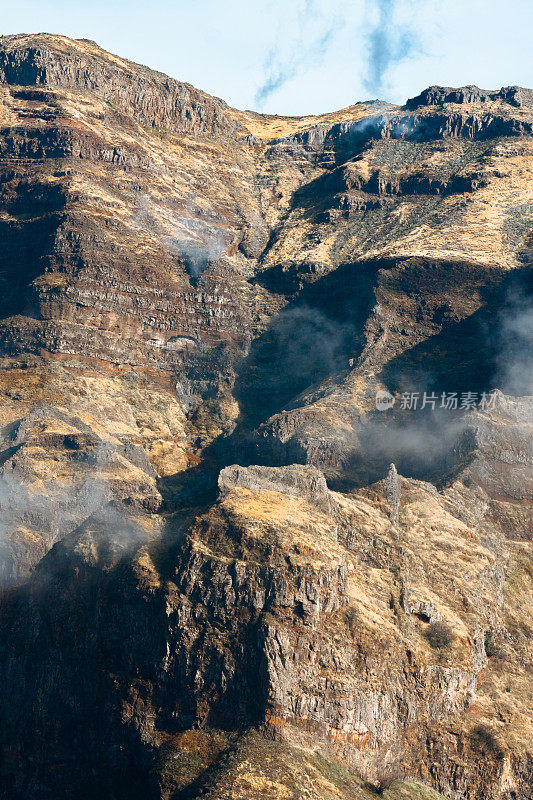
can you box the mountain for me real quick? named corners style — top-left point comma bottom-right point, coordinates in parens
top-left (0, 33), bottom-right (531, 800)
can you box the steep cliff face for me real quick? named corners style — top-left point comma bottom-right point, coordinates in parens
top-left (0, 34), bottom-right (236, 136)
top-left (0, 34), bottom-right (531, 800)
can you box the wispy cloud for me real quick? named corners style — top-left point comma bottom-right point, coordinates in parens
top-left (495, 277), bottom-right (533, 396)
top-left (254, 0), bottom-right (343, 108)
top-left (363, 0), bottom-right (422, 97)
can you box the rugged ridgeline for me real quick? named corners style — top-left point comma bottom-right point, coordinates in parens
top-left (0, 33), bottom-right (531, 800)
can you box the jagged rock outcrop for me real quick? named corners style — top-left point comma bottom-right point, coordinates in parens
top-left (0, 34), bottom-right (531, 800)
top-left (218, 463), bottom-right (332, 513)
top-left (1, 457), bottom-right (529, 798)
top-left (0, 34), bottom-right (237, 137)
top-left (406, 84), bottom-right (533, 110)
top-left (385, 462), bottom-right (401, 525)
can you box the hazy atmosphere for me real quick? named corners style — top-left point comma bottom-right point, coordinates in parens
top-left (0, 5), bottom-right (531, 799)
top-left (1, 0), bottom-right (532, 114)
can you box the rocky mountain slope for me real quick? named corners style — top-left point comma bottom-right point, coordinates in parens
top-left (0, 33), bottom-right (531, 800)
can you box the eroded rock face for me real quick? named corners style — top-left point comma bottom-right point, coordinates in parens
top-left (0, 33), bottom-right (531, 800)
top-left (0, 34), bottom-right (236, 137)
top-left (218, 463), bottom-right (332, 513)
top-left (0, 404), bottom-right (162, 580)
top-left (1, 458), bottom-right (529, 799)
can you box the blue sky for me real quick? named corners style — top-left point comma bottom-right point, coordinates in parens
top-left (1, 0), bottom-right (531, 115)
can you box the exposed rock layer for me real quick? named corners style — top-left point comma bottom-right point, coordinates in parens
top-left (0, 34), bottom-right (531, 800)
